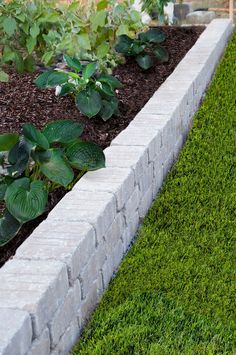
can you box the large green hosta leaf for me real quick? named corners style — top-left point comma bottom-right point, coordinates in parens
top-left (138, 28), bottom-right (166, 44)
top-left (66, 141), bottom-right (105, 171)
top-left (8, 139), bottom-right (30, 178)
top-left (135, 54), bottom-right (153, 70)
top-left (43, 120), bottom-right (84, 144)
top-left (5, 178), bottom-right (48, 223)
top-left (34, 71), bottom-right (68, 88)
top-left (99, 98), bottom-right (118, 121)
top-left (76, 88), bottom-right (102, 118)
top-left (22, 123), bottom-right (49, 150)
top-left (98, 75), bottom-right (122, 89)
top-left (0, 133), bottom-right (19, 151)
top-left (64, 55), bottom-right (81, 72)
top-left (153, 46), bottom-right (169, 63)
top-left (0, 210), bottom-right (22, 246)
top-left (115, 34), bottom-right (133, 54)
top-left (40, 148), bottom-right (74, 187)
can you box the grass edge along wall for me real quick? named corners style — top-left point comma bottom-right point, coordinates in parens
top-left (73, 29), bottom-right (236, 355)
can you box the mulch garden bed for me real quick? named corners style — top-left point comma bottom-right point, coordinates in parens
top-left (0, 26), bottom-right (204, 267)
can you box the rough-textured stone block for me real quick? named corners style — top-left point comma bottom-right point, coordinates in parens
top-left (74, 168), bottom-right (135, 211)
top-left (0, 260), bottom-right (69, 337)
top-left (79, 246), bottom-right (106, 299)
top-left (48, 190), bottom-right (116, 244)
top-left (104, 145), bottom-right (149, 183)
top-left (49, 280), bottom-right (81, 347)
top-left (16, 222), bottom-right (96, 283)
top-left (111, 125), bottom-right (161, 163)
top-left (124, 185), bottom-right (140, 222)
top-left (0, 308), bottom-right (32, 355)
top-left (104, 213), bottom-right (125, 256)
top-left (139, 187), bottom-right (153, 218)
top-left (51, 318), bottom-right (79, 355)
top-left (123, 211), bottom-right (140, 250)
top-left (139, 163), bottom-right (154, 196)
top-left (27, 328), bottom-right (50, 355)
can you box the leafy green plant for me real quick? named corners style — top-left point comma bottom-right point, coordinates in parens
top-left (34, 55), bottom-right (122, 121)
top-left (0, 120), bottom-right (105, 246)
top-left (115, 28), bottom-right (169, 70)
top-left (141, 0), bottom-right (170, 18)
top-left (0, 0), bottom-right (84, 80)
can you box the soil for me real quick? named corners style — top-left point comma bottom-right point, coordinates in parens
top-left (0, 26), bottom-right (204, 267)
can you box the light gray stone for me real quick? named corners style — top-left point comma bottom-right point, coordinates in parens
top-left (186, 11), bottom-right (216, 25)
top-left (15, 222), bottom-right (96, 283)
top-left (0, 308), bottom-right (32, 355)
top-left (27, 328), bottom-right (50, 355)
top-left (139, 187), bottom-right (153, 218)
top-left (49, 280), bottom-right (81, 347)
top-left (124, 185), bottom-right (140, 221)
top-left (104, 213), bottom-right (125, 256)
top-left (104, 145), bottom-right (149, 183)
top-left (0, 260), bottom-right (69, 337)
top-left (48, 190), bottom-right (116, 244)
top-left (51, 318), bottom-right (79, 355)
top-left (73, 168), bottom-right (135, 211)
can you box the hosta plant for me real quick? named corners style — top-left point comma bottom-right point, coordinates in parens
top-left (115, 28), bottom-right (169, 70)
top-left (0, 120), bottom-right (105, 246)
top-left (34, 55), bottom-right (122, 121)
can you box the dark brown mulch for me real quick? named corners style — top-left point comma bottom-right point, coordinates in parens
top-left (0, 26), bottom-right (204, 267)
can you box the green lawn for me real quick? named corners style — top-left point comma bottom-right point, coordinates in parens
top-left (73, 32), bottom-right (236, 355)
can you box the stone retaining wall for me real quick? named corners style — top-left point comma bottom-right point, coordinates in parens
top-left (0, 19), bottom-right (233, 355)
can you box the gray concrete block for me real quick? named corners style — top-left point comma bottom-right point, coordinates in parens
top-left (0, 308), bottom-right (32, 355)
top-left (0, 260), bottom-right (69, 337)
top-left (27, 328), bottom-right (50, 355)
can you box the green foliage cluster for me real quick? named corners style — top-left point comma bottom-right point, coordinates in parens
top-left (73, 32), bottom-right (236, 354)
top-left (115, 28), bottom-right (169, 70)
top-left (0, 120), bottom-right (105, 246)
top-left (34, 56), bottom-right (122, 120)
top-left (0, 0), bottom-right (145, 81)
top-left (141, 0), bottom-right (170, 18)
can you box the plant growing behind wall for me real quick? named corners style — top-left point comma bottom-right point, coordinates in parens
top-left (115, 28), bottom-right (169, 70)
top-left (34, 55), bottom-right (122, 121)
top-left (0, 120), bottom-right (105, 246)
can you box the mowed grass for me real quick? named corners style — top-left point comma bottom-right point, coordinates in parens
top-left (73, 32), bottom-right (236, 355)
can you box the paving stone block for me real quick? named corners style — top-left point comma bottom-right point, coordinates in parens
top-left (0, 308), bottom-right (32, 355)
top-left (112, 239), bottom-right (124, 271)
top-left (49, 280), bottom-right (81, 348)
top-left (140, 97), bottom-right (180, 115)
top-left (152, 156), bottom-right (164, 199)
top-left (104, 145), bottom-right (149, 183)
top-left (139, 163), bottom-right (154, 196)
top-left (51, 318), bottom-right (79, 355)
top-left (79, 246), bottom-right (106, 299)
top-left (79, 280), bottom-right (100, 327)
top-left (48, 190), bottom-right (116, 244)
top-left (15, 222), bottom-right (96, 283)
top-left (122, 211), bottom-right (140, 250)
top-left (139, 187), bottom-right (153, 218)
top-left (0, 260), bottom-right (69, 337)
top-left (74, 168), bottom-right (135, 211)
top-left (124, 185), bottom-right (140, 221)
top-left (104, 213), bottom-right (125, 256)
top-left (27, 328), bottom-right (50, 355)
top-left (111, 125), bottom-right (161, 162)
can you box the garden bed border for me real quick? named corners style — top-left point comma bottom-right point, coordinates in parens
top-left (0, 19), bottom-right (233, 355)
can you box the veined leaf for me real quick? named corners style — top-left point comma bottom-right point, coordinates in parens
top-left (3, 17), bottom-right (17, 36)
top-left (99, 98), bottom-right (118, 121)
top-left (34, 71), bottom-right (68, 88)
top-left (153, 46), bottom-right (169, 62)
top-left (98, 75), bottom-right (122, 89)
top-left (138, 28), bottom-right (166, 44)
top-left (8, 139), bottom-right (30, 178)
top-left (5, 178), bottom-right (48, 223)
top-left (82, 62), bottom-right (97, 80)
top-left (22, 123), bottom-right (49, 150)
top-left (43, 120), bottom-right (84, 144)
top-left (115, 35), bottom-right (133, 54)
top-left (0, 133), bottom-right (19, 151)
top-left (40, 148), bottom-right (74, 187)
top-left (76, 88), bottom-right (102, 118)
top-left (0, 210), bottom-right (22, 246)
top-left (66, 141), bottom-right (105, 171)
top-left (135, 54), bottom-right (153, 70)
top-left (64, 55), bottom-right (82, 72)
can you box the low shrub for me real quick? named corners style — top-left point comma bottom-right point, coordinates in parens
top-left (0, 120), bottom-right (105, 246)
top-left (34, 56), bottom-right (122, 120)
